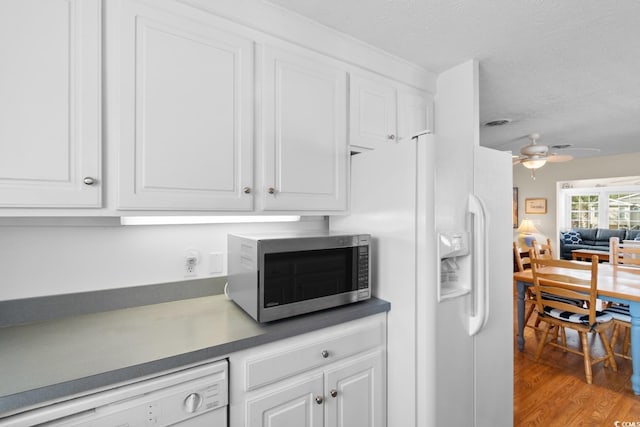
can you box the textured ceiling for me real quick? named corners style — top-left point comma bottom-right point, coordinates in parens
top-left (266, 0), bottom-right (640, 160)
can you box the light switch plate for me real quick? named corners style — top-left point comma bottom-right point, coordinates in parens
top-left (209, 252), bottom-right (223, 274)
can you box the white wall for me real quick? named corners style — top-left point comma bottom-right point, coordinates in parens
top-left (513, 152), bottom-right (640, 251)
top-left (0, 218), bottom-right (326, 301)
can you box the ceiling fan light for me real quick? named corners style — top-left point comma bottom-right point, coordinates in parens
top-left (521, 158), bottom-right (547, 169)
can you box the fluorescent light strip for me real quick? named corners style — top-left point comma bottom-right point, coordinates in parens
top-left (121, 215), bottom-right (301, 225)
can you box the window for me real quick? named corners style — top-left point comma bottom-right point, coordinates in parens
top-left (559, 177), bottom-right (640, 231)
top-left (569, 194), bottom-right (599, 229)
top-left (608, 192), bottom-right (640, 230)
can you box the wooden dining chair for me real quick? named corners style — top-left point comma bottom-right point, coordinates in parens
top-left (610, 236), bottom-right (640, 267)
top-left (515, 241), bottom-right (570, 334)
top-left (529, 251), bottom-right (618, 384)
top-left (606, 237), bottom-right (636, 353)
top-left (533, 238), bottom-right (554, 259)
top-left (603, 303), bottom-right (632, 361)
top-left (513, 242), bottom-right (536, 326)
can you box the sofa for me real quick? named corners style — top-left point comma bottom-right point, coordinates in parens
top-left (559, 228), bottom-right (640, 259)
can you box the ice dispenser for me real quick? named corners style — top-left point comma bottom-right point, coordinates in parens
top-left (437, 231), bottom-right (471, 301)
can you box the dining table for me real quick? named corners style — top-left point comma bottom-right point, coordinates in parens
top-left (514, 262), bottom-right (640, 395)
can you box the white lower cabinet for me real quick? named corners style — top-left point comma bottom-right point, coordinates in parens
top-left (229, 314), bottom-right (387, 427)
top-left (324, 350), bottom-right (384, 427)
top-left (246, 373), bottom-right (325, 427)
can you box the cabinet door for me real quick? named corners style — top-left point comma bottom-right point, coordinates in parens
top-left (0, 0), bottom-right (101, 208)
top-left (261, 44), bottom-right (348, 212)
top-left (397, 90), bottom-right (431, 142)
top-left (246, 374), bottom-right (324, 427)
top-left (325, 350), bottom-right (386, 427)
top-left (117, 1), bottom-right (253, 210)
top-left (349, 75), bottom-right (397, 150)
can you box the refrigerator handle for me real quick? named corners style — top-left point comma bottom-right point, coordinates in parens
top-left (468, 194), bottom-right (489, 336)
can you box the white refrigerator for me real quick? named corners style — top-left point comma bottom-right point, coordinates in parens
top-left (330, 60), bottom-right (513, 427)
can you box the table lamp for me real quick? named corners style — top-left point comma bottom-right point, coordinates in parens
top-left (517, 218), bottom-right (539, 247)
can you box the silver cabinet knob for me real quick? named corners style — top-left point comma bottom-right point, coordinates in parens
top-left (83, 177), bottom-right (95, 185)
top-left (321, 350), bottom-right (329, 358)
top-left (183, 392), bottom-right (202, 413)
top-left (315, 396), bottom-right (324, 405)
top-left (267, 187), bottom-right (276, 195)
top-left (243, 187), bottom-right (251, 194)
top-left (387, 134), bottom-right (396, 140)
top-left (330, 389), bottom-right (338, 398)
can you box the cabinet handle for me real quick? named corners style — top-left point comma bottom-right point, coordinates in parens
top-left (387, 134), bottom-right (396, 140)
top-left (83, 177), bottom-right (95, 186)
top-left (321, 350), bottom-right (329, 358)
top-left (315, 396), bottom-right (324, 405)
top-left (267, 187), bottom-right (276, 195)
top-left (330, 389), bottom-right (338, 398)
top-left (243, 187), bottom-right (251, 194)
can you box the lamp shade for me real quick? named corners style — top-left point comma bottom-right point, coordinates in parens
top-left (517, 218), bottom-right (539, 234)
top-left (521, 158), bottom-right (547, 169)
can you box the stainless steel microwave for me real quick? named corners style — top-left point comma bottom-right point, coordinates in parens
top-left (227, 232), bottom-right (371, 322)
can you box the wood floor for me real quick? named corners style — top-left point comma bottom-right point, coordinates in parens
top-left (514, 300), bottom-right (640, 426)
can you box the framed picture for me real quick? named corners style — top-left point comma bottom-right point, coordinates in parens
top-left (512, 188), bottom-right (518, 228)
top-left (525, 198), bottom-right (547, 214)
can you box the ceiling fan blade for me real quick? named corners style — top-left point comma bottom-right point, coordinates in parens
top-left (512, 157), bottom-right (525, 166)
top-left (553, 146), bottom-right (601, 153)
top-left (547, 154), bottom-right (573, 163)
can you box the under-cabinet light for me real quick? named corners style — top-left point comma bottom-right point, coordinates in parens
top-left (120, 215), bottom-right (301, 225)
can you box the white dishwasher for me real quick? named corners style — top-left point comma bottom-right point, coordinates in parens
top-left (0, 359), bottom-right (228, 427)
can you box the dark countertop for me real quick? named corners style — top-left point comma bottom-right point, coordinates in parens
top-left (0, 294), bottom-right (389, 417)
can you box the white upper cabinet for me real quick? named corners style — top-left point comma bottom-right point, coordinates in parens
top-left (349, 75), bottom-right (397, 151)
top-left (398, 89), bottom-right (432, 141)
top-left (0, 0), bottom-right (101, 208)
top-left (350, 74), bottom-right (431, 151)
top-left (116, 0), bottom-right (254, 210)
top-left (260, 43), bottom-right (348, 212)
top-left (0, 0), bottom-right (432, 216)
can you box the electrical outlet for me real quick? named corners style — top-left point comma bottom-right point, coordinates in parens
top-left (184, 249), bottom-right (200, 277)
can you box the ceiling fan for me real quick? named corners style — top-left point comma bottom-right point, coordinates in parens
top-left (513, 133), bottom-right (573, 166)
top-left (513, 133), bottom-right (575, 179)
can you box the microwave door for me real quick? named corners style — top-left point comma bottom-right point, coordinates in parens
top-left (262, 248), bottom-right (357, 306)
top-left (259, 247), bottom-right (364, 322)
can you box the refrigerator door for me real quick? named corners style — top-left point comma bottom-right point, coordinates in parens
top-left (434, 147), bottom-right (513, 427)
top-left (473, 146), bottom-right (513, 426)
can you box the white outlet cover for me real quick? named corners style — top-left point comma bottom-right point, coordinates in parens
top-left (184, 248), bottom-right (200, 277)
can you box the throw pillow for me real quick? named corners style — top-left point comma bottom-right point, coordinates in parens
top-left (562, 231), bottom-right (583, 244)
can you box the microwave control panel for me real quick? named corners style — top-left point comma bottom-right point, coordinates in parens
top-left (357, 245), bottom-right (370, 299)
top-left (358, 245), bottom-right (369, 289)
